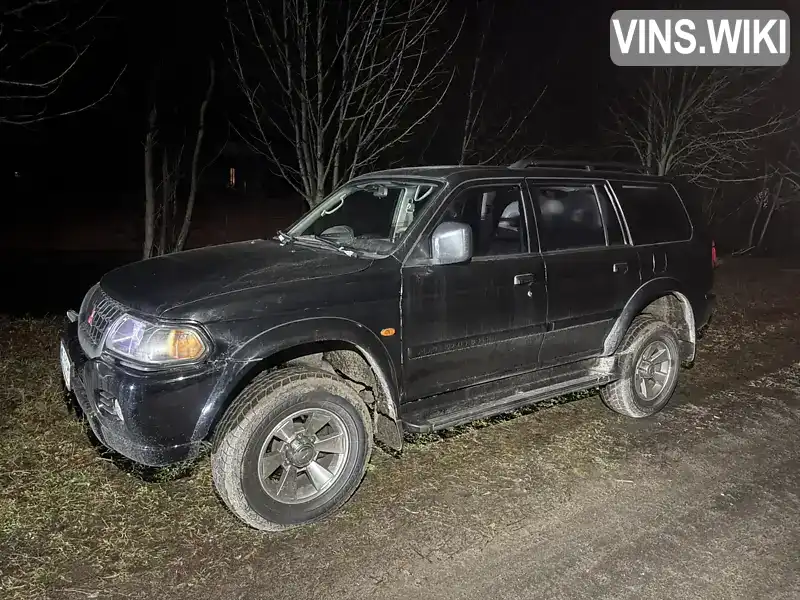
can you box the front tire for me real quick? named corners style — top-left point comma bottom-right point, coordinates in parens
top-left (211, 366), bottom-right (373, 531)
top-left (601, 316), bottom-right (681, 418)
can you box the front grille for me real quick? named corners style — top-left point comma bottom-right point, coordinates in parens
top-left (78, 284), bottom-right (124, 357)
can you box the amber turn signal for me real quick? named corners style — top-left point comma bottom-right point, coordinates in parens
top-left (380, 328), bottom-right (396, 337)
top-left (166, 329), bottom-right (207, 360)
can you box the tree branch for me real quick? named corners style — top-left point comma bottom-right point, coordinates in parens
top-left (226, 0), bottom-right (459, 206)
top-left (1, 0), bottom-right (123, 126)
top-left (610, 66), bottom-right (798, 185)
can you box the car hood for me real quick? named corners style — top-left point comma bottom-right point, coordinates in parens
top-left (99, 239), bottom-right (372, 318)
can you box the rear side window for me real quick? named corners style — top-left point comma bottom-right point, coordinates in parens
top-left (612, 183), bottom-right (692, 245)
top-left (671, 180), bottom-right (709, 237)
top-left (530, 183), bottom-right (605, 252)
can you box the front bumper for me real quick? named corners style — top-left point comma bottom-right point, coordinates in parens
top-left (61, 318), bottom-right (224, 467)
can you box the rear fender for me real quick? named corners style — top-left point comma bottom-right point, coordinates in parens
top-left (603, 278), bottom-right (696, 360)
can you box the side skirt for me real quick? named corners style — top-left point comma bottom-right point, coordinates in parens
top-left (400, 356), bottom-right (619, 433)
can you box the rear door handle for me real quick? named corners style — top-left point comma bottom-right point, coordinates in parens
top-left (613, 262), bottom-right (628, 274)
top-left (514, 273), bottom-right (536, 285)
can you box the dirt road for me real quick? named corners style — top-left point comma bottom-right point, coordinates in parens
top-left (139, 363), bottom-right (800, 600)
top-left (365, 367), bottom-right (800, 600)
top-left (2, 259), bottom-right (800, 600)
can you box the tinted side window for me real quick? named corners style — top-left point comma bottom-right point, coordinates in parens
top-left (612, 183), bottom-right (692, 245)
top-left (531, 184), bottom-right (605, 252)
top-left (595, 185), bottom-right (625, 245)
top-left (440, 185), bottom-right (528, 257)
top-left (671, 180), bottom-right (709, 237)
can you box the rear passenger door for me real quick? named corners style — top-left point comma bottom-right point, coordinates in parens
top-left (526, 179), bottom-right (641, 365)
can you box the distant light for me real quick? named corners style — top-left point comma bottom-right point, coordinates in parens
top-left (229, 167), bottom-right (236, 188)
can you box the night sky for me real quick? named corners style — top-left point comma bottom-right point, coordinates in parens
top-left (5, 0), bottom-right (224, 192)
top-left (6, 1), bottom-right (616, 191)
top-left (3, 0), bottom-right (798, 238)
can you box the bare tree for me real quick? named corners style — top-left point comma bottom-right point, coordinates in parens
top-left (611, 67), bottom-right (797, 184)
top-left (1, 0), bottom-right (125, 126)
top-left (175, 60), bottom-right (216, 252)
top-left (143, 60), bottom-right (216, 259)
top-left (458, 1), bottom-right (547, 165)
top-left (738, 143), bottom-right (800, 253)
top-left (226, 0), bottom-right (460, 208)
top-left (779, 144), bottom-right (800, 196)
top-left (143, 106), bottom-right (158, 258)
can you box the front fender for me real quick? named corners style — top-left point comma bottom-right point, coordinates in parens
top-left (603, 277), bottom-right (696, 357)
top-left (193, 317), bottom-right (401, 441)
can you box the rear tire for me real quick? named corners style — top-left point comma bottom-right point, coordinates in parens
top-left (601, 315), bottom-right (681, 418)
top-left (211, 366), bottom-right (373, 531)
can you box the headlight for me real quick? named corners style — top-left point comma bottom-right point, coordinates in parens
top-left (104, 314), bottom-right (209, 365)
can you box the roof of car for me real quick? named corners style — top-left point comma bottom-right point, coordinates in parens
top-left (355, 163), bottom-right (667, 186)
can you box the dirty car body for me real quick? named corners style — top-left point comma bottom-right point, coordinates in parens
top-left (60, 161), bottom-right (715, 530)
top-left (62, 240), bottom-right (401, 465)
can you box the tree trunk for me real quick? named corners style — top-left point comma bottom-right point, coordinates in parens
top-left (703, 187), bottom-right (718, 225)
top-left (756, 179), bottom-right (784, 251)
top-left (175, 60), bottom-right (215, 252)
top-left (746, 197), bottom-right (764, 249)
top-left (159, 150), bottom-right (169, 255)
top-left (755, 198), bottom-right (777, 251)
top-left (143, 106), bottom-right (158, 259)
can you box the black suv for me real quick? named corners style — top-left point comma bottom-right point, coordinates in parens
top-left (59, 160), bottom-right (715, 531)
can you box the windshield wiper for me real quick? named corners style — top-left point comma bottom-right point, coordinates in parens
top-left (302, 234), bottom-right (359, 257)
top-left (275, 229), bottom-right (295, 245)
top-left (277, 229), bottom-right (358, 257)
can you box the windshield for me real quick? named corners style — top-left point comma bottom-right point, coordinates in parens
top-left (286, 180), bottom-right (442, 256)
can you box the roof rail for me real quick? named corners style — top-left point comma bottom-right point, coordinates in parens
top-left (509, 159), bottom-right (651, 174)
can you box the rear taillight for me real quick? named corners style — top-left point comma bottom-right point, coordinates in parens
top-left (711, 240), bottom-right (718, 268)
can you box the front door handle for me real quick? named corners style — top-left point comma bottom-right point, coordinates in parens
top-left (514, 273), bottom-right (536, 285)
top-left (613, 262), bottom-right (629, 274)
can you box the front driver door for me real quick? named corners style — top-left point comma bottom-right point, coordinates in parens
top-left (401, 181), bottom-right (548, 401)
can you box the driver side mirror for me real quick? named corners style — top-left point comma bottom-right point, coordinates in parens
top-left (431, 221), bottom-right (472, 265)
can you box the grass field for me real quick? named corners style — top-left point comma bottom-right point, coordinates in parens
top-left (2, 257), bottom-right (800, 600)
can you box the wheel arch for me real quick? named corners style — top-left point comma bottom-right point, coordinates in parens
top-left (603, 278), bottom-right (697, 363)
top-left (196, 317), bottom-right (402, 448)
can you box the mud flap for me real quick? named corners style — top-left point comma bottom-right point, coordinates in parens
top-left (374, 412), bottom-right (403, 452)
